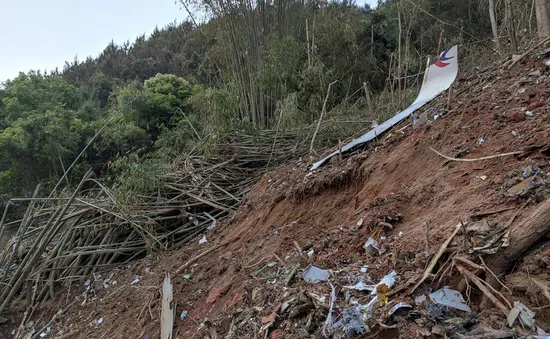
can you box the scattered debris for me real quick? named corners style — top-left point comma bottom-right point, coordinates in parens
top-left (97, 317), bottom-right (104, 325)
top-left (506, 176), bottom-right (542, 197)
top-left (333, 306), bottom-right (366, 336)
top-left (508, 301), bottom-right (535, 329)
top-left (388, 301), bottom-right (412, 316)
top-left (344, 270), bottom-right (397, 295)
top-left (411, 224), bottom-right (461, 293)
top-left (199, 234), bottom-right (208, 245)
top-left (302, 265), bottom-right (330, 283)
top-left (131, 275), bottom-right (141, 286)
top-left (363, 238), bottom-right (380, 257)
top-left (322, 282), bottom-right (337, 336)
top-left (344, 281), bottom-right (373, 291)
top-left (429, 287), bottom-right (472, 312)
top-left (260, 304), bottom-right (281, 331)
top-left (180, 311), bottom-right (188, 321)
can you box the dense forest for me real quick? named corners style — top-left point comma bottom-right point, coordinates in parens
top-left (0, 0), bottom-right (543, 201)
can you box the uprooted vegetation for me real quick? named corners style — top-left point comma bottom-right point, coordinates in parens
top-left (2, 40), bottom-right (550, 339)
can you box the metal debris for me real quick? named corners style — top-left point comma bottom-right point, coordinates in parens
top-left (302, 265), bottom-right (330, 283)
top-left (388, 302), bottom-right (412, 316)
top-left (333, 306), bottom-right (366, 336)
top-left (344, 270), bottom-right (397, 296)
top-left (429, 287), bottom-right (471, 312)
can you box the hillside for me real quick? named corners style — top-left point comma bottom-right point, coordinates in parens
top-left (2, 41), bottom-right (550, 338)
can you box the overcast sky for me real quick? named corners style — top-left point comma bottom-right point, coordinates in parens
top-left (0, 0), bottom-right (378, 83)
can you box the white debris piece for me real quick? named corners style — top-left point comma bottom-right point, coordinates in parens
top-left (180, 310), bottom-right (188, 320)
top-left (198, 234), bottom-right (207, 245)
top-left (131, 275), bottom-right (141, 285)
top-left (388, 302), bottom-right (412, 316)
top-left (302, 265), bottom-right (330, 283)
top-left (97, 317), bottom-right (104, 325)
top-left (344, 270), bottom-right (398, 295)
top-left (343, 281), bottom-right (372, 291)
top-left (429, 287), bottom-right (471, 312)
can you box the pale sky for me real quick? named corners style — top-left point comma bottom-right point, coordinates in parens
top-left (0, 0), bottom-right (377, 84)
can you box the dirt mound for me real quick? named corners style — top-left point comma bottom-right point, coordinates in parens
top-left (3, 51), bottom-right (550, 338)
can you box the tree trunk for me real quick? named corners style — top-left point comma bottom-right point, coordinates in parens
top-left (485, 198), bottom-right (550, 279)
top-left (489, 0), bottom-right (501, 51)
top-left (535, 0), bottom-right (550, 41)
top-left (505, 0), bottom-right (518, 52)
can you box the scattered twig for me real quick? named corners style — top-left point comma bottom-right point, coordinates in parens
top-left (175, 243), bottom-right (227, 275)
top-left (456, 265), bottom-right (510, 315)
top-left (508, 36), bottom-right (550, 70)
top-left (410, 223), bottom-right (461, 294)
top-left (470, 207), bottom-right (516, 219)
top-left (478, 256), bottom-right (512, 295)
top-left (244, 255), bottom-right (273, 269)
top-left (293, 241), bottom-right (304, 258)
top-left (430, 147), bottom-right (521, 162)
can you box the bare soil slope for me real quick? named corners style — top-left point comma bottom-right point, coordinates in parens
top-left (3, 50), bottom-right (550, 339)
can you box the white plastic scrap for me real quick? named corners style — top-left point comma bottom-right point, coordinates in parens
top-left (131, 275), bottom-right (141, 285)
top-left (97, 317), bottom-right (104, 325)
top-left (360, 266), bottom-right (368, 273)
top-left (429, 287), bottom-right (471, 312)
top-left (180, 310), bottom-right (188, 320)
top-left (302, 265), bottom-right (330, 283)
top-left (198, 234), bottom-right (207, 245)
top-left (11, 329), bottom-right (15, 335)
top-left (307, 249), bottom-right (314, 257)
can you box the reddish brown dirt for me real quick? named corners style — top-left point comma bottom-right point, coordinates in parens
top-left (3, 52), bottom-right (550, 339)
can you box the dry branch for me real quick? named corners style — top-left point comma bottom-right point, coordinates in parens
top-left (430, 147), bottom-right (521, 162)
